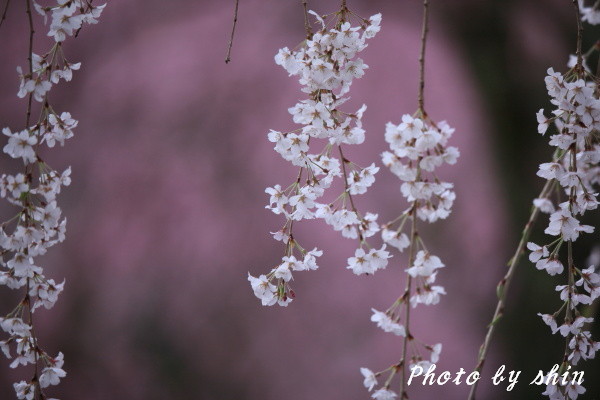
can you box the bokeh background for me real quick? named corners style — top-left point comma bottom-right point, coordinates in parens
top-left (0, 0), bottom-right (599, 399)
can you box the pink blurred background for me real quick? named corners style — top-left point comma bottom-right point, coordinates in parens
top-left (1, 0), bottom-right (596, 399)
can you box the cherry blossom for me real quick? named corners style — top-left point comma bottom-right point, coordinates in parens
top-left (0, 1), bottom-right (104, 399)
top-left (250, 7), bottom-right (384, 306)
top-left (360, 367), bottom-right (378, 391)
top-left (527, 10), bottom-right (600, 397)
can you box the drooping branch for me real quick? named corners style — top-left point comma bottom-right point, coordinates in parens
top-left (418, 0), bottom-right (429, 115)
top-left (225, 0), bottom-right (240, 64)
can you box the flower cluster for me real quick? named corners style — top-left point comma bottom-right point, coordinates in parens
top-left (382, 115), bottom-right (459, 223)
top-left (18, 1), bottom-right (105, 103)
top-left (381, 114), bottom-right (458, 307)
top-left (0, 1), bottom-right (104, 399)
top-left (529, 61), bottom-right (600, 399)
top-left (360, 113), bottom-right (458, 398)
top-left (360, 342), bottom-right (442, 400)
top-left (468, 3), bottom-right (600, 398)
top-left (249, 8), bottom-right (387, 306)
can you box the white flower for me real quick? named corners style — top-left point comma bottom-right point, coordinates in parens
top-left (566, 382), bottom-right (586, 399)
top-left (81, 3), bottom-right (106, 25)
top-left (274, 263), bottom-right (293, 282)
top-left (265, 185), bottom-right (288, 215)
top-left (8, 253), bottom-right (42, 279)
top-left (398, 114), bottom-right (424, 140)
top-left (381, 228), bottom-right (409, 252)
top-left (580, 0), bottom-right (600, 24)
top-left (275, 47), bottom-right (303, 75)
top-left (576, 266), bottom-right (600, 299)
top-left (16, 68), bottom-right (52, 102)
top-left (3, 128), bottom-right (37, 164)
top-left (534, 197), bottom-right (555, 213)
top-left (410, 273), bottom-right (446, 307)
top-left (535, 258), bottom-right (564, 276)
top-left (569, 316), bottom-right (593, 335)
top-left (370, 309), bottom-right (406, 336)
top-left (542, 380), bottom-right (586, 400)
top-left (527, 242), bottom-right (549, 263)
top-left (270, 230), bottom-right (289, 243)
top-left (567, 54), bottom-right (590, 72)
top-left (361, 212), bottom-right (380, 238)
top-left (302, 248), bottom-right (322, 270)
top-left (371, 388), bottom-right (397, 400)
top-left (1, 173), bottom-right (29, 199)
top-left (368, 245), bottom-right (391, 271)
top-left (415, 128), bottom-right (442, 152)
top-left (39, 352), bottom-right (66, 388)
top-left (347, 248), bottom-right (373, 275)
top-left (443, 146), bottom-right (460, 164)
top-left (537, 162), bottom-right (565, 180)
top-left (574, 192), bottom-right (598, 214)
top-left (45, 112), bottom-right (77, 147)
top-left (31, 279), bottom-right (65, 310)
top-left (347, 246), bottom-right (391, 275)
top-left (537, 109), bottom-right (549, 134)
top-left (0, 340), bottom-right (10, 359)
top-left (558, 171), bottom-right (581, 188)
top-left (348, 163), bottom-right (379, 195)
top-left (360, 367), bottom-right (378, 391)
top-left (13, 381), bottom-right (35, 400)
top-left (0, 318), bottom-right (30, 336)
top-left (406, 251), bottom-right (444, 277)
top-left (364, 13), bottom-right (382, 38)
top-left (48, 7), bottom-right (84, 42)
top-left (247, 274), bottom-right (277, 306)
top-left (33, 201), bottom-right (62, 230)
top-left (549, 133), bottom-right (575, 150)
top-left (545, 208), bottom-right (594, 241)
top-left (538, 313), bottom-right (558, 333)
top-left (289, 187), bottom-right (316, 220)
top-left (430, 343), bottom-right (442, 363)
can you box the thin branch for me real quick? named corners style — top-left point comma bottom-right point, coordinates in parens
top-left (417, 0), bottom-right (430, 115)
top-left (596, 43), bottom-right (600, 96)
top-left (398, 3), bottom-right (429, 397)
top-left (74, 0), bottom-right (95, 38)
top-left (469, 5), bottom-right (588, 397)
top-left (559, 140), bottom-right (578, 389)
top-left (467, 180), bottom-right (554, 400)
top-left (0, 0), bottom-right (11, 29)
top-left (25, 0), bottom-right (34, 127)
top-left (573, 0), bottom-right (584, 77)
top-left (338, 145), bottom-right (364, 242)
top-left (301, 0), bottom-right (312, 38)
top-left (24, 1), bottom-right (42, 396)
top-left (398, 205), bottom-right (418, 400)
top-left (225, 0), bottom-right (240, 64)
top-left (24, 279), bottom-right (40, 380)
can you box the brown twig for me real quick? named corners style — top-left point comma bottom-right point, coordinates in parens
top-left (573, 0), bottom-right (584, 77)
top-left (338, 146), bottom-right (364, 242)
top-left (225, 0), bottom-right (240, 64)
top-left (398, 204), bottom-right (418, 399)
top-left (25, 0), bottom-right (34, 127)
top-left (301, 0), bottom-right (312, 38)
top-left (0, 0), bottom-right (11, 29)
top-left (23, 2), bottom-right (44, 397)
top-left (418, 0), bottom-right (430, 115)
